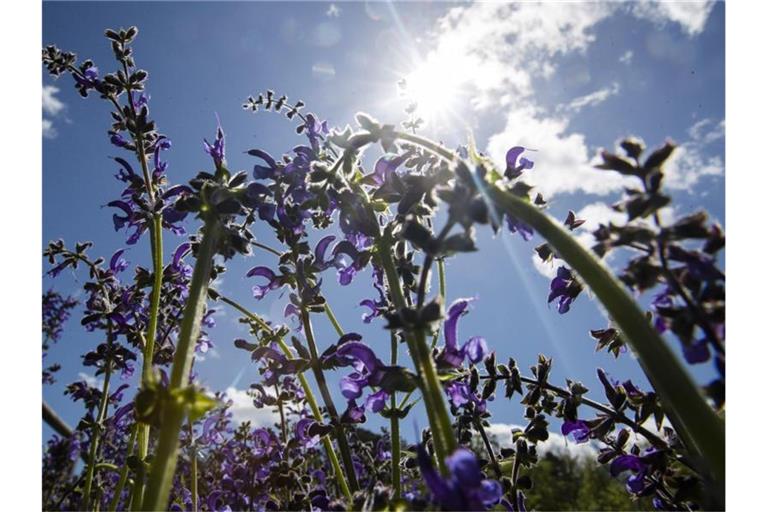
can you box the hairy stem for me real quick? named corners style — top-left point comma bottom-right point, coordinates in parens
top-left (141, 217), bottom-right (222, 511)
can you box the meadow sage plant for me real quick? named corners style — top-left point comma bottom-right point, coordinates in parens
top-left (42, 27), bottom-right (724, 511)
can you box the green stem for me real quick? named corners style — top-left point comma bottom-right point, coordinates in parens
top-left (391, 129), bottom-right (723, 502)
top-left (323, 302), bottom-right (345, 337)
top-left (389, 332), bottom-right (401, 500)
top-left (108, 425), bottom-right (138, 512)
top-left (300, 307), bottom-right (360, 493)
top-left (141, 217), bottom-right (222, 512)
top-left (83, 361), bottom-right (113, 511)
top-left (216, 295), bottom-right (353, 501)
top-left (431, 259), bottom-right (447, 349)
top-left (373, 236), bottom-right (456, 474)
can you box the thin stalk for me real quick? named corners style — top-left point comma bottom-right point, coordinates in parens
top-left (473, 417), bottom-right (502, 479)
top-left (431, 258), bottom-right (447, 348)
top-left (216, 295), bottom-right (353, 500)
top-left (276, 383), bottom-right (287, 444)
top-left (188, 421), bottom-right (198, 512)
top-left (391, 129), bottom-right (724, 502)
top-left (141, 217), bottom-right (222, 511)
top-left (389, 332), bottom-right (402, 500)
top-left (323, 302), bottom-right (345, 337)
top-left (300, 307), bottom-right (360, 492)
top-left (83, 360), bottom-right (113, 511)
top-left (250, 240), bottom-right (283, 257)
top-left (374, 238), bottom-right (456, 474)
top-left (108, 425), bottom-right (138, 512)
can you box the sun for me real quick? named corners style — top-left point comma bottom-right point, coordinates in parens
top-left (400, 52), bottom-right (467, 126)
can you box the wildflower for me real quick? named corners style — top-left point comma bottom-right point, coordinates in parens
top-left (504, 146), bottom-right (534, 180)
top-left (417, 445), bottom-right (502, 510)
top-left (548, 266), bottom-right (581, 314)
top-left (246, 266), bottom-right (281, 300)
top-left (561, 420), bottom-right (591, 443)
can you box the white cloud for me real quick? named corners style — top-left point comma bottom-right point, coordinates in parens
top-left (631, 1), bottom-right (716, 36)
top-left (428, 2), bottom-right (615, 109)
top-left (487, 105), bottom-right (634, 197)
top-left (43, 85), bottom-right (65, 116)
top-left (487, 423), bottom-right (599, 460)
top-left (664, 118), bottom-right (725, 190)
top-left (224, 386), bottom-right (280, 428)
top-left (326, 3), bottom-right (340, 18)
top-left (78, 372), bottom-right (103, 389)
top-left (619, 50), bottom-right (634, 65)
top-left (42, 118), bottom-right (57, 139)
top-left (43, 85), bottom-right (66, 139)
top-left (312, 62), bottom-right (336, 81)
top-left (561, 82), bottom-right (621, 113)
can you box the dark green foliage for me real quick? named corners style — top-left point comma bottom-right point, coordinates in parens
top-left (523, 451), bottom-right (652, 511)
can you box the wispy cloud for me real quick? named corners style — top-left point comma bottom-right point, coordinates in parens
top-left (312, 62), bottom-right (336, 81)
top-left (619, 50), bottom-right (634, 65)
top-left (664, 118), bottom-right (725, 190)
top-left (560, 82), bottom-right (621, 113)
top-left (43, 84), bottom-right (66, 139)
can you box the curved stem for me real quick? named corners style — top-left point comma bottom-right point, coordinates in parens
top-left (390, 129), bottom-right (724, 501)
top-left (188, 421), bottom-right (198, 512)
top-left (142, 217), bottom-right (222, 511)
top-left (215, 295), bottom-right (353, 501)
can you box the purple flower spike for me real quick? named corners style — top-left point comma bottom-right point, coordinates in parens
top-left (204, 124), bottom-right (226, 169)
top-left (246, 266), bottom-right (280, 300)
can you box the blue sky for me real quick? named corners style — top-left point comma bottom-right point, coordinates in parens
top-left (42, 1), bottom-right (725, 446)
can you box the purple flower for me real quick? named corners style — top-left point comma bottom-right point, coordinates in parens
top-left (364, 389), bottom-right (389, 413)
top-left (249, 149), bottom-right (279, 180)
top-left (371, 153), bottom-right (408, 185)
top-left (683, 338), bottom-right (710, 364)
top-left (561, 420), bottom-right (590, 443)
top-left (417, 445), bottom-right (502, 510)
top-left (109, 249), bottom-right (128, 274)
top-left (313, 235), bottom-right (337, 270)
top-left (110, 132), bottom-right (130, 148)
top-left (610, 454), bottom-right (649, 494)
top-left (506, 215), bottom-right (534, 241)
top-left (246, 266), bottom-right (281, 300)
top-left (204, 124), bottom-right (226, 169)
top-left (438, 298), bottom-right (490, 368)
top-left (295, 417), bottom-right (321, 449)
top-left (341, 399), bottom-right (366, 424)
top-left (504, 146), bottom-right (534, 179)
top-left (548, 266), bottom-right (580, 314)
